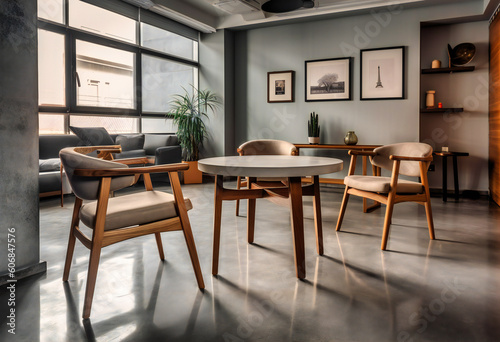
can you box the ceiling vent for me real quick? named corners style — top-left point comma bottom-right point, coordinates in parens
top-left (213, 0), bottom-right (261, 14)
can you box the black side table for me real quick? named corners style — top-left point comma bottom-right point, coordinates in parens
top-left (433, 151), bottom-right (469, 201)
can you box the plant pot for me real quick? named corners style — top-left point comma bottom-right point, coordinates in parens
top-left (308, 137), bottom-right (320, 144)
top-left (182, 161), bottom-right (203, 184)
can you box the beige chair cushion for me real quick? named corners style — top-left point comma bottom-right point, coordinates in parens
top-left (371, 142), bottom-right (432, 177)
top-left (238, 139), bottom-right (298, 156)
top-left (80, 191), bottom-right (193, 231)
top-left (345, 176), bottom-right (424, 194)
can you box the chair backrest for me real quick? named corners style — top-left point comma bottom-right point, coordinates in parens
top-left (237, 139), bottom-right (298, 156)
top-left (60, 147), bottom-right (135, 201)
top-left (371, 142), bottom-right (433, 177)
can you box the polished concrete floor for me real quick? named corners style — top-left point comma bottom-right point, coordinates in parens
top-left (1, 181), bottom-right (500, 342)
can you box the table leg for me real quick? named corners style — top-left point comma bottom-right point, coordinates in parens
top-left (212, 175), bottom-right (224, 276)
top-left (442, 156), bottom-right (448, 202)
top-left (289, 177), bottom-right (306, 279)
top-left (453, 156), bottom-right (459, 201)
top-left (312, 175), bottom-right (323, 255)
top-left (247, 177), bottom-right (257, 244)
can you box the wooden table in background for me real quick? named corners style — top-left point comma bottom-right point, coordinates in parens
top-left (433, 151), bottom-right (469, 201)
top-left (294, 144), bottom-right (381, 212)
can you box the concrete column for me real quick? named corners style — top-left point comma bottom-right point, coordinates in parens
top-left (199, 29), bottom-right (236, 157)
top-left (0, 0), bottom-right (46, 284)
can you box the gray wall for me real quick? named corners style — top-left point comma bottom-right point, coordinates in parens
top-left (420, 21), bottom-right (489, 192)
top-left (0, 1), bottom-right (44, 280)
top-left (229, 3), bottom-right (489, 184)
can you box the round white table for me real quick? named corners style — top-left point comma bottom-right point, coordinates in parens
top-left (198, 155), bottom-right (343, 279)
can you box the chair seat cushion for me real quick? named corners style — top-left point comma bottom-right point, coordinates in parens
top-left (344, 176), bottom-right (424, 194)
top-left (80, 191), bottom-right (193, 231)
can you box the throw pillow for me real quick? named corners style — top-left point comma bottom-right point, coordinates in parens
top-left (39, 158), bottom-right (61, 172)
top-left (69, 126), bottom-right (114, 146)
top-left (115, 134), bottom-right (145, 151)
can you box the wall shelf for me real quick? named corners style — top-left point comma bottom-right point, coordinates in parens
top-left (420, 108), bottom-right (464, 113)
top-left (421, 66), bottom-right (475, 74)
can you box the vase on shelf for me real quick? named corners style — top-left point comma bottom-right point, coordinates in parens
top-left (426, 90), bottom-right (436, 109)
top-left (344, 131), bottom-right (358, 145)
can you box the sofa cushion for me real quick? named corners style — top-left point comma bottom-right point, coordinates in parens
top-left (39, 135), bottom-right (82, 159)
top-left (39, 158), bottom-right (61, 172)
top-left (69, 126), bottom-right (115, 146)
top-left (116, 134), bottom-right (145, 151)
top-left (113, 149), bottom-right (147, 159)
top-left (144, 134), bottom-right (178, 155)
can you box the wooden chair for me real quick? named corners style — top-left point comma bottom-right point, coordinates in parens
top-left (235, 139), bottom-right (299, 216)
top-left (336, 142), bottom-right (435, 250)
top-left (59, 147), bottom-right (204, 319)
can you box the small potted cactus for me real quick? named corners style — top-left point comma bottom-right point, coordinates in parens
top-left (308, 112), bottom-right (320, 144)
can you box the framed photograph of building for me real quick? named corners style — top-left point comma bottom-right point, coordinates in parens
top-left (267, 70), bottom-right (295, 103)
top-left (305, 57), bottom-right (352, 102)
top-left (360, 46), bottom-right (405, 100)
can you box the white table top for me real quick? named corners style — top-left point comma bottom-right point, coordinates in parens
top-left (198, 155), bottom-right (343, 177)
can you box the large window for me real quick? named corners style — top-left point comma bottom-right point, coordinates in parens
top-left (141, 23), bottom-right (198, 61)
top-left (38, 29), bottom-right (65, 107)
top-left (76, 40), bottom-right (135, 109)
top-left (38, 0), bottom-right (64, 24)
top-left (69, 0), bottom-right (136, 44)
top-left (38, 0), bottom-right (199, 134)
top-left (142, 55), bottom-right (197, 113)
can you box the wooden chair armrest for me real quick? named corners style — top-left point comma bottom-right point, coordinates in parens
top-left (348, 150), bottom-right (377, 156)
top-left (74, 163), bottom-right (189, 177)
top-left (389, 155), bottom-right (433, 162)
top-left (113, 157), bottom-right (155, 165)
top-left (96, 147), bottom-right (122, 154)
top-left (73, 145), bottom-right (121, 155)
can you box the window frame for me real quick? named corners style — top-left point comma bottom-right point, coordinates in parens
top-left (37, 0), bottom-right (199, 133)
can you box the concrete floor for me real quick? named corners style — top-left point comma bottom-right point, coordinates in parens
top-left (1, 181), bottom-right (500, 342)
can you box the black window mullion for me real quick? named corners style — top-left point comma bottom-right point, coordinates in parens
top-left (64, 0), bottom-right (69, 25)
top-left (68, 30), bottom-right (77, 116)
top-left (136, 52), bottom-right (142, 120)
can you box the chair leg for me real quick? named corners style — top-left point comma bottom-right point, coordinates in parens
top-left (83, 242), bottom-right (103, 319)
top-left (63, 198), bottom-right (82, 281)
top-left (335, 187), bottom-right (350, 232)
top-left (425, 201), bottom-right (436, 240)
top-left (169, 171), bottom-right (205, 288)
top-left (381, 195), bottom-right (396, 250)
top-left (235, 176), bottom-right (242, 216)
top-left (420, 161), bottom-right (436, 240)
top-left (155, 233), bottom-right (165, 260)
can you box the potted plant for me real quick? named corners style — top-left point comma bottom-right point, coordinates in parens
top-left (308, 112), bottom-right (320, 144)
top-left (168, 86), bottom-right (220, 184)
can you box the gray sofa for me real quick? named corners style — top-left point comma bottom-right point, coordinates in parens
top-left (39, 133), bottom-right (181, 199)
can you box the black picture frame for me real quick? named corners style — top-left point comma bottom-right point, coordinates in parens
top-left (305, 57), bottom-right (353, 102)
top-left (267, 70), bottom-right (295, 103)
top-left (360, 46), bottom-right (405, 100)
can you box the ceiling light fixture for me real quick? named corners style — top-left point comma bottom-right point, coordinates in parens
top-left (261, 0), bottom-right (314, 13)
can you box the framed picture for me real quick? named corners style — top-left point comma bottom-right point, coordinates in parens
top-left (267, 70), bottom-right (295, 103)
top-left (305, 57), bottom-right (352, 101)
top-left (360, 46), bottom-right (405, 100)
